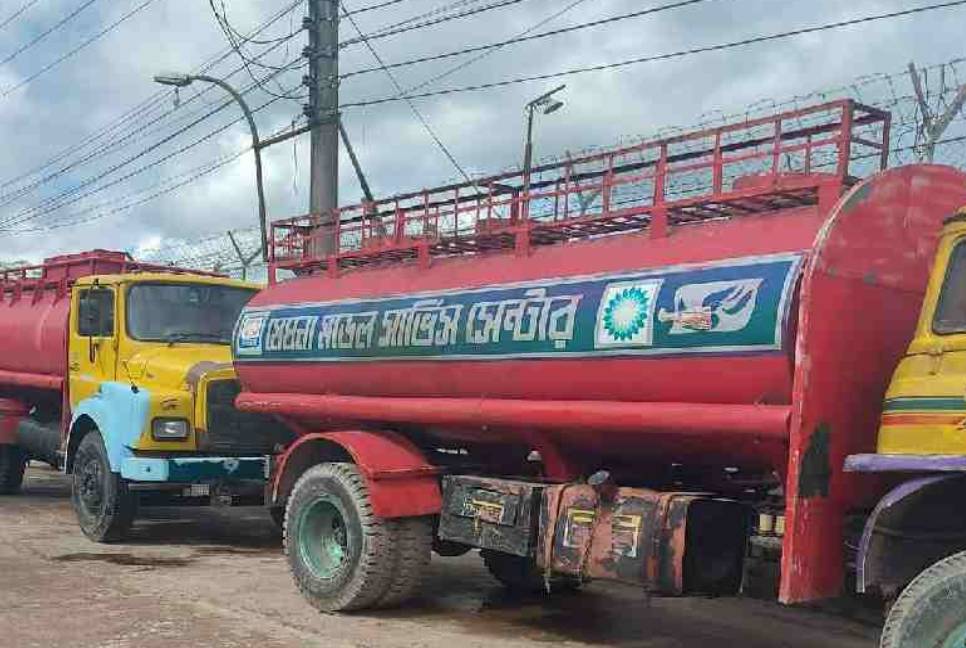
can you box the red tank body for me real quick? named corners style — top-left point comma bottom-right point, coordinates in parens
top-left (0, 250), bottom-right (215, 392)
top-left (234, 100), bottom-right (966, 603)
top-left (0, 251), bottom-right (137, 391)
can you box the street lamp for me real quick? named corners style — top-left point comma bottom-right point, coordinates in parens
top-left (154, 72), bottom-right (269, 262)
top-left (521, 84), bottom-right (566, 220)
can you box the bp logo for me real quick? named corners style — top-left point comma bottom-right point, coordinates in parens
top-left (595, 279), bottom-right (662, 348)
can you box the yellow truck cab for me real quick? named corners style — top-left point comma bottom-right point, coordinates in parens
top-left (63, 271), bottom-right (289, 541)
top-left (846, 207), bottom-right (966, 647)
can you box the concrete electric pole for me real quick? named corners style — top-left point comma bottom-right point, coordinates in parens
top-left (305, 0), bottom-right (340, 255)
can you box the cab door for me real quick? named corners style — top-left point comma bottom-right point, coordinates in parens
top-left (881, 231), bottom-right (966, 454)
top-left (68, 285), bottom-right (119, 409)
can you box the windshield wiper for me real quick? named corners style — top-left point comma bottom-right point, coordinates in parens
top-left (165, 332), bottom-right (230, 346)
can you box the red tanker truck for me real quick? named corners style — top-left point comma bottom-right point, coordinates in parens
top-left (231, 100), bottom-right (966, 645)
top-left (0, 251), bottom-right (284, 540)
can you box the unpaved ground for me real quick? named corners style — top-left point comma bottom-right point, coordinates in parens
top-left (0, 465), bottom-right (880, 648)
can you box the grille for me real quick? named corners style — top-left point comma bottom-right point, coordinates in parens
top-left (202, 379), bottom-right (294, 454)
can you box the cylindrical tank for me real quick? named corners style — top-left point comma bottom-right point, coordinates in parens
top-left (0, 250), bottom-right (131, 390)
top-left (236, 165), bottom-right (966, 472)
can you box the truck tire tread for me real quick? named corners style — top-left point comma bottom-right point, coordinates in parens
top-left (880, 549), bottom-right (966, 648)
top-left (284, 462), bottom-right (396, 612)
top-left (70, 432), bottom-right (136, 543)
top-left (377, 516), bottom-right (432, 608)
top-left (0, 445), bottom-right (26, 494)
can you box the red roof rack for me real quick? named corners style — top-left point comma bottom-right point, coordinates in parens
top-left (270, 99), bottom-right (891, 279)
top-left (0, 249), bottom-right (223, 302)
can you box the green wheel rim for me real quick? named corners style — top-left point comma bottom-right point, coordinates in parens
top-left (942, 621), bottom-right (966, 648)
top-left (297, 498), bottom-right (349, 580)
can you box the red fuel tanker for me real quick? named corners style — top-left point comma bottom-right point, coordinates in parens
top-left (233, 100), bottom-right (966, 616)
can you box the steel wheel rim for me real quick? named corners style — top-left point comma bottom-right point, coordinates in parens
top-left (942, 621), bottom-right (966, 648)
top-left (77, 455), bottom-right (105, 516)
top-left (298, 498), bottom-right (349, 580)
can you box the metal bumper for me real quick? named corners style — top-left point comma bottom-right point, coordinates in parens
top-left (120, 456), bottom-right (268, 483)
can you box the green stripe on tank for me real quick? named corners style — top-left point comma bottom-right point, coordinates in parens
top-left (884, 397), bottom-right (966, 412)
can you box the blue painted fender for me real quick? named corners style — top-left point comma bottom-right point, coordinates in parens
top-left (67, 383), bottom-right (152, 473)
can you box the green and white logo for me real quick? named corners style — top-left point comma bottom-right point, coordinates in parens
top-left (595, 279), bottom-right (662, 348)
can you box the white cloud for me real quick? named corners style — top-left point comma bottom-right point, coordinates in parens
top-left (0, 0), bottom-right (962, 263)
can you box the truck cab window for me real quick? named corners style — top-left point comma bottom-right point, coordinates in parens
top-left (934, 242), bottom-right (966, 334)
top-left (126, 283), bottom-right (255, 344)
top-left (77, 288), bottom-right (115, 337)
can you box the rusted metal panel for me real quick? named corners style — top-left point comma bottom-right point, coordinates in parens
top-left (537, 484), bottom-right (747, 595)
top-left (437, 476), bottom-right (543, 557)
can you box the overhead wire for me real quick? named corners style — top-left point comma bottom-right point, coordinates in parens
top-left (339, 0), bottom-right (529, 48)
top-left (341, 0), bottom-right (966, 108)
top-left (0, 60), bottom-right (301, 229)
top-left (0, 0), bottom-right (306, 201)
top-left (0, 0), bottom-right (41, 33)
top-left (0, 0), bottom-right (100, 68)
top-left (343, 0), bottom-right (411, 16)
top-left (1, 0), bottom-right (162, 99)
top-left (339, 2), bottom-right (473, 183)
top-left (341, 0), bottom-right (720, 79)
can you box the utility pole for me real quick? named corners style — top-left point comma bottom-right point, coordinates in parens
top-left (305, 0), bottom-right (340, 255)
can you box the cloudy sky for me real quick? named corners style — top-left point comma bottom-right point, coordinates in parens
top-left (0, 0), bottom-right (963, 264)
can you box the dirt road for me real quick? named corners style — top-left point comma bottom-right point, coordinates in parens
top-left (0, 465), bottom-right (880, 648)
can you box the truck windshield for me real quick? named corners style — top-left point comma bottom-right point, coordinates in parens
top-left (127, 283), bottom-right (256, 344)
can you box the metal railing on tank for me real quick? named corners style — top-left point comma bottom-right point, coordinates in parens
top-left (270, 99), bottom-right (891, 280)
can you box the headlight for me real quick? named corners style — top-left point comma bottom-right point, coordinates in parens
top-left (152, 418), bottom-right (190, 441)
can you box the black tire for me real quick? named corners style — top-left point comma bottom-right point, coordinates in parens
top-left (482, 550), bottom-right (581, 594)
top-left (70, 433), bottom-right (136, 543)
top-left (377, 516), bottom-right (433, 608)
top-left (269, 506), bottom-right (285, 530)
top-left (880, 550), bottom-right (966, 648)
top-left (0, 445), bottom-right (26, 495)
top-left (284, 463), bottom-right (396, 612)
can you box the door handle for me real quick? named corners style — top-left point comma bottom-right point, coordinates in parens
top-left (69, 361), bottom-right (80, 372)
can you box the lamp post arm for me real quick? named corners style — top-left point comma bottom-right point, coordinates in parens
top-left (192, 74), bottom-right (269, 262)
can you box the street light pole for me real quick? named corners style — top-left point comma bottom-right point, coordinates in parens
top-left (521, 84), bottom-right (566, 221)
top-left (154, 73), bottom-right (270, 262)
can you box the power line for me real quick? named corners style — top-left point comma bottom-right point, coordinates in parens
top-left (340, 2), bottom-right (473, 182)
top-left (0, 64), bottom-right (299, 229)
top-left (208, 0), bottom-right (305, 100)
top-left (342, 0), bottom-right (720, 79)
top-left (0, 0), bottom-right (306, 200)
top-left (339, 0), bottom-right (529, 48)
top-left (0, 0), bottom-right (41, 33)
top-left (0, 0), bottom-right (99, 68)
top-left (2, 0), bottom-right (161, 99)
top-left (344, 0), bottom-right (411, 16)
top-left (342, 0), bottom-right (966, 108)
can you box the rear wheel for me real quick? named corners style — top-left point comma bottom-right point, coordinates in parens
top-left (70, 433), bottom-right (136, 542)
top-left (880, 550), bottom-right (966, 648)
top-left (482, 550), bottom-right (581, 594)
top-left (378, 516), bottom-right (433, 608)
top-left (284, 463), bottom-right (398, 611)
top-left (0, 445), bottom-right (26, 494)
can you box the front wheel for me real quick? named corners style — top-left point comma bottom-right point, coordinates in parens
top-left (880, 550), bottom-right (966, 648)
top-left (0, 445), bottom-right (27, 494)
top-left (70, 432), bottom-right (136, 543)
top-left (284, 463), bottom-right (397, 612)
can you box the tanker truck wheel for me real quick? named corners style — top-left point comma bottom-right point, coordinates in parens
top-left (284, 462), bottom-right (400, 611)
top-left (70, 433), bottom-right (136, 543)
top-left (482, 550), bottom-right (581, 594)
top-left (0, 445), bottom-right (27, 494)
top-left (880, 550), bottom-right (966, 648)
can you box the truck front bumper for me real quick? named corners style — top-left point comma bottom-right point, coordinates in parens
top-left (120, 456), bottom-right (268, 483)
